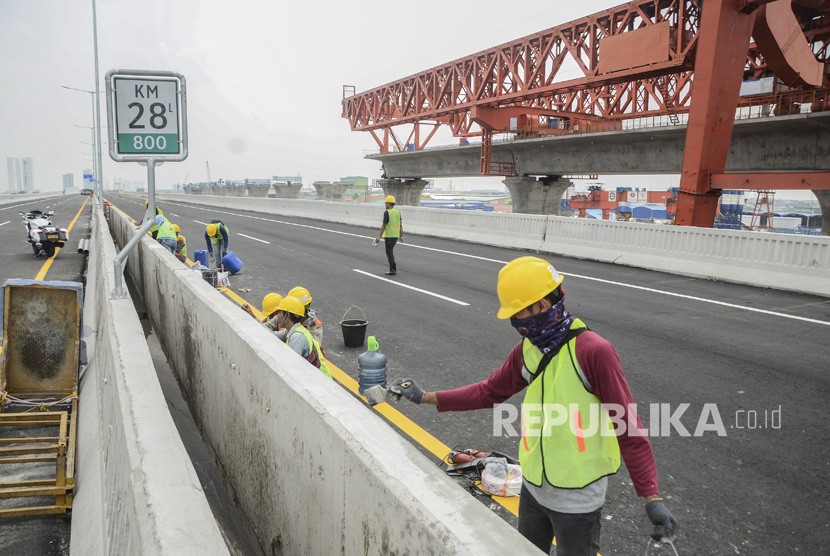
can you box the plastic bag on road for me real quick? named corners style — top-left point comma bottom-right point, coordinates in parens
top-left (480, 457), bottom-right (522, 497)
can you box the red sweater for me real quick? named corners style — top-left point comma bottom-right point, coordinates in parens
top-left (435, 331), bottom-right (659, 497)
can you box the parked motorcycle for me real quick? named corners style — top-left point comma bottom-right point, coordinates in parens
top-left (19, 210), bottom-right (68, 257)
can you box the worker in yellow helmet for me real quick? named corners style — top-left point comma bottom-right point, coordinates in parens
top-left (242, 292), bottom-right (285, 334)
top-left (373, 194), bottom-right (403, 275)
top-left (274, 296), bottom-right (331, 379)
top-left (286, 286), bottom-right (323, 345)
top-left (386, 256), bottom-right (677, 553)
top-left (172, 224), bottom-right (187, 263)
top-left (204, 220), bottom-right (230, 268)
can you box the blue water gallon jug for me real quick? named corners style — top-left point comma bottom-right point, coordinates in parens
top-left (221, 251), bottom-right (243, 274)
top-left (194, 249), bottom-right (209, 267)
top-left (358, 336), bottom-right (387, 395)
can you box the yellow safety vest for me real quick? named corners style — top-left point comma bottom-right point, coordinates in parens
top-left (382, 208), bottom-right (401, 238)
top-left (156, 218), bottom-right (177, 240)
top-left (519, 318), bottom-right (621, 489)
top-left (290, 325), bottom-right (332, 379)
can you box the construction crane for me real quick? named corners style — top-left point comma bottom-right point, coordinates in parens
top-left (206, 161), bottom-right (211, 184)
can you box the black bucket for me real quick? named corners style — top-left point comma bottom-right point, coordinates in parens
top-left (340, 306), bottom-right (368, 348)
top-left (201, 268), bottom-right (218, 288)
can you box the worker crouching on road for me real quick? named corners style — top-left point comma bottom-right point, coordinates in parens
top-left (204, 220), bottom-right (230, 268)
top-left (172, 224), bottom-right (187, 263)
top-left (274, 296), bottom-right (331, 379)
top-left (286, 286), bottom-right (323, 345)
top-left (152, 215), bottom-right (178, 253)
top-left (388, 256), bottom-right (678, 555)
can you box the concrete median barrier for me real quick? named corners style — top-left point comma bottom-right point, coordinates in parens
top-left (71, 204), bottom-right (228, 554)
top-left (108, 207), bottom-right (540, 555)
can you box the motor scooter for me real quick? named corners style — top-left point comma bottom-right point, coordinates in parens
top-left (19, 210), bottom-right (68, 257)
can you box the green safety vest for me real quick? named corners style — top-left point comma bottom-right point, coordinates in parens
top-left (382, 208), bottom-right (401, 238)
top-left (290, 325), bottom-right (332, 379)
top-left (156, 217), bottom-right (177, 240)
top-left (519, 318), bottom-right (621, 489)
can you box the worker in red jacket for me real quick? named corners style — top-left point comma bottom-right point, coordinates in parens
top-left (388, 256), bottom-right (677, 555)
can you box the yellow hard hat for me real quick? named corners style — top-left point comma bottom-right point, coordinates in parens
top-left (276, 295), bottom-right (305, 318)
top-left (385, 195), bottom-right (396, 204)
top-left (287, 286), bottom-right (312, 306)
top-left (206, 223), bottom-right (218, 236)
top-left (496, 256), bottom-right (564, 319)
top-left (261, 293), bottom-right (283, 316)
top-left (172, 224), bottom-right (181, 233)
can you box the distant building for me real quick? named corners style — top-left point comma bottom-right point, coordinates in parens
top-left (21, 158), bottom-right (34, 193)
top-left (63, 173), bottom-right (74, 191)
top-left (6, 157), bottom-right (22, 193)
top-left (340, 176), bottom-right (369, 187)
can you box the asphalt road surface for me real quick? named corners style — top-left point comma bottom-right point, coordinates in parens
top-left (110, 193), bottom-right (830, 556)
top-left (0, 192), bottom-right (91, 556)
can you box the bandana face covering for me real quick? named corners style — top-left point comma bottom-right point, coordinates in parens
top-left (509, 299), bottom-right (573, 354)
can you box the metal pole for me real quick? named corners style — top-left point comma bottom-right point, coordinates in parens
top-left (112, 159), bottom-right (156, 298)
top-left (92, 0), bottom-right (103, 200)
top-left (89, 95), bottom-right (98, 188)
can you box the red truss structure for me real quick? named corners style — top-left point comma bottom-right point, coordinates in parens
top-left (342, 0), bottom-right (829, 227)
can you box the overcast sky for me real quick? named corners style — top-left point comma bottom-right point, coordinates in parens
top-left (0, 0), bottom-right (816, 200)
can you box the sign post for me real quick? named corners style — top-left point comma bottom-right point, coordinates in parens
top-left (105, 69), bottom-right (188, 298)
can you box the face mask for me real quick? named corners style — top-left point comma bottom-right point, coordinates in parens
top-left (509, 299), bottom-right (573, 353)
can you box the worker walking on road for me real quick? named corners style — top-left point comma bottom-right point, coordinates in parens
top-left (373, 195), bottom-right (402, 276)
top-left (152, 215), bottom-right (178, 253)
top-left (204, 220), bottom-right (230, 268)
top-left (387, 256), bottom-right (678, 555)
top-left (286, 286), bottom-right (323, 345)
top-left (274, 296), bottom-right (331, 378)
top-left (172, 224), bottom-right (187, 263)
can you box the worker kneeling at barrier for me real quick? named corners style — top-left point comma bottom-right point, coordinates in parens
top-left (385, 256), bottom-right (678, 555)
top-left (172, 224), bottom-right (187, 263)
top-left (153, 215), bottom-right (178, 254)
top-left (242, 292), bottom-right (285, 334)
top-left (204, 220), bottom-right (230, 268)
top-left (286, 285), bottom-right (323, 345)
top-left (274, 295), bottom-right (331, 378)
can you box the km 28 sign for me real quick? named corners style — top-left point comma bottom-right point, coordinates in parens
top-left (106, 70), bottom-right (188, 161)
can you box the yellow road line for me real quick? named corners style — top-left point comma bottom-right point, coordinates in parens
top-left (34, 197), bottom-right (90, 281)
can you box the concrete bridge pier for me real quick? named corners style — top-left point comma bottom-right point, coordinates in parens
top-left (246, 185), bottom-right (271, 198)
top-left (312, 181), bottom-right (350, 201)
top-left (503, 176), bottom-right (572, 215)
top-left (274, 183), bottom-right (303, 199)
top-left (813, 190), bottom-right (830, 236)
top-left (380, 178), bottom-right (428, 206)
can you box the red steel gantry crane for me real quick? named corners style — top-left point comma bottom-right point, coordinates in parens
top-left (342, 0), bottom-right (830, 227)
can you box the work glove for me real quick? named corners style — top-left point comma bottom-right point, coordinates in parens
top-left (387, 378), bottom-right (424, 404)
top-left (373, 238), bottom-right (379, 247)
top-left (645, 500), bottom-right (678, 543)
top-left (221, 248), bottom-right (228, 258)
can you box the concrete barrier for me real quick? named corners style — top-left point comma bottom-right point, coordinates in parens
top-left (156, 192), bottom-right (830, 297)
top-left (71, 204), bottom-right (228, 554)
top-left (539, 216), bottom-right (829, 296)
top-left (108, 207), bottom-right (540, 555)
top-left (0, 191), bottom-right (66, 208)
